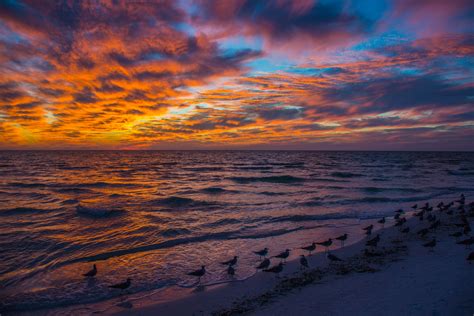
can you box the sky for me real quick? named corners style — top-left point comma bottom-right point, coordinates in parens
top-left (0, 0), bottom-right (473, 150)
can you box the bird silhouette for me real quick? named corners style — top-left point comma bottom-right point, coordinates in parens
top-left (254, 248), bottom-right (268, 259)
top-left (83, 264), bottom-right (97, 277)
top-left (327, 253), bottom-right (343, 262)
top-left (300, 255), bottom-right (309, 269)
top-left (188, 266), bottom-right (206, 283)
top-left (316, 239), bottom-right (332, 252)
top-left (263, 262), bottom-right (284, 275)
top-left (109, 278), bottom-right (131, 290)
top-left (256, 258), bottom-right (271, 270)
top-left (221, 256), bottom-right (238, 266)
top-left (227, 265), bottom-right (235, 276)
top-left (335, 234), bottom-right (348, 247)
top-left (467, 251), bottom-right (474, 264)
top-left (301, 242), bottom-right (316, 255)
top-left (423, 239), bottom-right (436, 252)
top-left (273, 249), bottom-right (290, 262)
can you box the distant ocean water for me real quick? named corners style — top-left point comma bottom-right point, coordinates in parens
top-left (1, 151), bottom-right (473, 312)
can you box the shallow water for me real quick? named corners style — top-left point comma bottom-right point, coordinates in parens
top-left (0, 151), bottom-right (473, 312)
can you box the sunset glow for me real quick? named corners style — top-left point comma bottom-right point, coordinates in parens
top-left (0, 0), bottom-right (473, 149)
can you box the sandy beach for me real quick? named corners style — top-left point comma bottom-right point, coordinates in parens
top-left (49, 198), bottom-right (471, 316)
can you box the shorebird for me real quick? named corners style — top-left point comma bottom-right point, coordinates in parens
top-left (263, 262), bottom-right (283, 276)
top-left (429, 220), bottom-right (440, 231)
top-left (83, 264), bottom-right (97, 277)
top-left (395, 218), bottom-right (406, 227)
top-left (335, 234), bottom-right (348, 247)
top-left (301, 242), bottom-right (316, 255)
top-left (401, 227), bottom-right (410, 234)
top-left (316, 239), bottom-right (332, 252)
top-left (327, 253), bottom-right (343, 262)
top-left (300, 255), bottom-right (309, 269)
top-left (274, 249), bottom-right (290, 262)
top-left (227, 265), bottom-right (235, 276)
top-left (109, 278), bottom-right (131, 291)
top-left (394, 213), bottom-right (401, 220)
top-left (411, 204), bottom-right (418, 210)
top-left (395, 209), bottom-right (404, 214)
top-left (377, 217), bottom-right (386, 228)
top-left (254, 248), bottom-right (269, 259)
top-left (366, 234), bottom-right (380, 248)
top-left (256, 258), bottom-right (271, 270)
top-left (363, 224), bottom-right (373, 236)
top-left (417, 228), bottom-right (429, 237)
top-left (423, 239), bottom-right (436, 252)
top-left (467, 252), bottom-right (474, 264)
top-left (188, 266), bottom-right (206, 283)
top-left (221, 256), bottom-right (238, 266)
top-left (457, 237), bottom-right (474, 249)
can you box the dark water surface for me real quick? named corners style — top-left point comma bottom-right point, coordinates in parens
top-left (1, 151), bottom-right (473, 311)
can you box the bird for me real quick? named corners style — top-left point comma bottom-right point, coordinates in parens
top-left (263, 262), bottom-right (283, 275)
top-left (221, 256), bottom-right (238, 266)
top-left (395, 218), bottom-right (406, 227)
top-left (412, 204), bottom-right (418, 210)
top-left (188, 265), bottom-right (206, 283)
top-left (109, 278), bottom-right (131, 290)
top-left (377, 217), bottom-right (386, 227)
top-left (366, 234), bottom-right (380, 247)
top-left (254, 248), bottom-right (268, 259)
top-left (401, 227), bottom-right (410, 234)
top-left (316, 239), bottom-right (332, 252)
top-left (395, 209), bottom-right (404, 214)
top-left (327, 253), bottom-right (343, 262)
top-left (227, 265), bottom-right (235, 276)
top-left (274, 249), bottom-right (290, 262)
top-left (301, 242), bottom-right (316, 255)
top-left (363, 224), bottom-right (374, 232)
top-left (450, 231), bottom-right (463, 239)
top-left (417, 228), bottom-right (429, 237)
top-left (256, 258), bottom-right (271, 270)
top-left (300, 255), bottom-right (309, 269)
top-left (394, 213), bottom-right (401, 220)
top-left (467, 252), bottom-right (474, 264)
top-left (83, 264), bottom-right (97, 277)
top-left (335, 234), bottom-right (348, 247)
top-left (457, 237), bottom-right (474, 249)
top-left (423, 239), bottom-right (436, 252)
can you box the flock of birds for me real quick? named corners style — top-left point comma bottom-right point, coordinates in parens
top-left (82, 194), bottom-right (474, 292)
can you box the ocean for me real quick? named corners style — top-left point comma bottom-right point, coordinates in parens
top-left (1, 151), bottom-right (473, 312)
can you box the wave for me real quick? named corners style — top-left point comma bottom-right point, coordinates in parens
top-left (200, 187), bottom-right (228, 194)
top-left (76, 205), bottom-right (125, 217)
top-left (8, 182), bottom-right (140, 189)
top-left (229, 175), bottom-right (305, 184)
top-left (447, 169), bottom-right (474, 176)
top-left (234, 166), bottom-right (274, 171)
top-left (62, 226), bottom-right (309, 265)
top-left (160, 228), bottom-right (192, 237)
top-left (149, 196), bottom-right (214, 208)
top-left (330, 171), bottom-right (363, 178)
top-left (0, 207), bottom-right (53, 216)
top-left (361, 187), bottom-right (423, 193)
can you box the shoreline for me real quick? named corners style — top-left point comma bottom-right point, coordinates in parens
top-left (8, 198), bottom-right (473, 315)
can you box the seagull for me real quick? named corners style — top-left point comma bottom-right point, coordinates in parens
top-left (83, 264), bottom-right (97, 277)
top-left (274, 249), bottom-right (290, 262)
top-left (467, 252), bottom-right (474, 264)
top-left (316, 238), bottom-right (332, 252)
top-left (300, 255), bottom-right (309, 269)
top-left (417, 228), bottom-right (429, 237)
top-left (457, 237), bottom-right (474, 249)
top-left (109, 278), bottom-right (131, 290)
top-left (263, 262), bottom-right (284, 276)
top-left (335, 234), bottom-right (348, 247)
top-left (256, 258), bottom-right (271, 270)
top-left (366, 234), bottom-right (380, 247)
top-left (423, 239), bottom-right (436, 252)
top-left (227, 265), bottom-right (235, 276)
top-left (254, 248), bottom-right (269, 259)
top-left (327, 253), bottom-right (343, 262)
top-left (221, 256), bottom-right (238, 266)
top-left (301, 242), bottom-right (316, 255)
top-left (377, 217), bottom-right (386, 228)
top-left (188, 265), bottom-right (206, 283)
